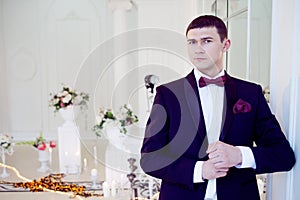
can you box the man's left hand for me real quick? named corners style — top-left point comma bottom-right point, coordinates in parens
top-left (206, 141), bottom-right (242, 169)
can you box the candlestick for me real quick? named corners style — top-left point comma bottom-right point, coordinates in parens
top-left (102, 181), bottom-right (110, 198)
top-left (148, 178), bottom-right (153, 199)
top-left (83, 158), bottom-right (87, 171)
top-left (111, 180), bottom-right (117, 196)
top-left (91, 168), bottom-right (98, 177)
top-left (64, 151), bottom-right (68, 163)
top-left (49, 148), bottom-right (53, 171)
top-left (93, 146), bottom-right (97, 165)
top-left (90, 168), bottom-right (98, 189)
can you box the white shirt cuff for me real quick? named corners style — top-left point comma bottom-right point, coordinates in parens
top-left (236, 146), bottom-right (256, 169)
top-left (193, 161), bottom-right (205, 183)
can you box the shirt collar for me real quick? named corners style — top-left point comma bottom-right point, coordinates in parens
top-left (194, 68), bottom-right (225, 86)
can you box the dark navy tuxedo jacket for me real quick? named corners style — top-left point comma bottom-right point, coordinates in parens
top-left (140, 70), bottom-right (295, 200)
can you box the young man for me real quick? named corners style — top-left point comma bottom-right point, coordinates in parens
top-left (140, 15), bottom-right (295, 200)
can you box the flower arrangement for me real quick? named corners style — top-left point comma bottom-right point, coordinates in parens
top-left (93, 104), bottom-right (139, 136)
top-left (32, 134), bottom-right (56, 151)
top-left (49, 85), bottom-right (89, 112)
top-left (17, 133), bottom-right (56, 151)
top-left (0, 133), bottom-right (14, 155)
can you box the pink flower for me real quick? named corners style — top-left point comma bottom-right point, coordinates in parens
top-left (50, 141), bottom-right (56, 148)
top-left (37, 143), bottom-right (47, 151)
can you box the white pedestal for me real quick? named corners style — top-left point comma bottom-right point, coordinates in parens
top-left (58, 125), bottom-right (81, 174)
top-left (104, 127), bottom-right (142, 187)
top-left (37, 149), bottom-right (50, 173)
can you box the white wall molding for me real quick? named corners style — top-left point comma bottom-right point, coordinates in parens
top-left (8, 47), bottom-right (37, 81)
top-left (0, 0), bottom-right (108, 140)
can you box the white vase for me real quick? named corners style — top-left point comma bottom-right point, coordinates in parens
top-left (37, 149), bottom-right (50, 173)
top-left (105, 126), bottom-right (143, 154)
top-left (59, 105), bottom-right (79, 127)
top-left (0, 147), bottom-right (9, 178)
top-left (105, 127), bottom-right (128, 151)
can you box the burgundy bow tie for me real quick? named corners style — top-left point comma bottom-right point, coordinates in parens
top-left (198, 75), bottom-right (226, 88)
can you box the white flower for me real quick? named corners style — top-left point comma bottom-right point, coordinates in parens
top-left (62, 90), bottom-right (69, 96)
top-left (49, 85), bottom-right (89, 112)
top-left (93, 104), bottom-right (138, 135)
top-left (2, 143), bottom-right (8, 148)
top-left (95, 115), bottom-right (103, 124)
top-left (57, 92), bottom-right (64, 97)
top-left (62, 94), bottom-right (72, 103)
top-left (73, 95), bottom-right (83, 104)
top-left (0, 133), bottom-right (14, 154)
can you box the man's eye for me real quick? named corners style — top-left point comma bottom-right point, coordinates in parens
top-left (203, 39), bottom-right (212, 44)
top-left (188, 40), bottom-right (197, 45)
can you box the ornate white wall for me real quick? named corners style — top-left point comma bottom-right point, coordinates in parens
top-left (0, 0), bottom-right (200, 140)
top-left (1, 0), bottom-right (43, 139)
top-left (0, 0), bottom-right (109, 140)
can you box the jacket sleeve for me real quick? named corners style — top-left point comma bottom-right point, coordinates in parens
top-left (251, 85), bottom-right (295, 174)
top-left (140, 85), bottom-right (200, 190)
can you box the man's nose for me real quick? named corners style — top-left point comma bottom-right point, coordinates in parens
top-left (194, 42), bottom-right (205, 53)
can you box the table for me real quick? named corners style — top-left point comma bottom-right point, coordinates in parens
top-left (0, 140), bottom-right (136, 200)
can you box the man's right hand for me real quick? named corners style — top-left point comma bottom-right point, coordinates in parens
top-left (202, 159), bottom-right (229, 180)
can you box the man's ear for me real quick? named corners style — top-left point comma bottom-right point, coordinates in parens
top-left (223, 39), bottom-right (231, 52)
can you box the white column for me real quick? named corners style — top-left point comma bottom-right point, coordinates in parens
top-left (269, 0), bottom-right (300, 200)
top-left (109, 0), bottom-right (133, 108)
top-left (109, 0), bottom-right (133, 36)
top-left (286, 0), bottom-right (300, 199)
top-left (0, 0), bottom-right (7, 133)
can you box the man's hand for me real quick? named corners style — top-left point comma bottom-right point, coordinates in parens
top-left (202, 141), bottom-right (242, 180)
top-left (202, 159), bottom-right (229, 180)
top-left (207, 141), bottom-right (242, 168)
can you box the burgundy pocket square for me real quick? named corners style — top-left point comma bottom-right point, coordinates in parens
top-left (233, 99), bottom-right (252, 114)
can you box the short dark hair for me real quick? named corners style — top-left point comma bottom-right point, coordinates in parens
top-left (186, 15), bottom-right (227, 42)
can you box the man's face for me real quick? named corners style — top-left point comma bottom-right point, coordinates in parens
top-left (186, 27), bottom-right (230, 77)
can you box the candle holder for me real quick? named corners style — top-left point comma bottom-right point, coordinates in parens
top-left (127, 158), bottom-right (138, 200)
top-left (90, 169), bottom-right (99, 189)
top-left (83, 158), bottom-right (88, 172)
top-left (126, 157), bottom-right (161, 200)
top-left (0, 134), bottom-right (14, 178)
top-left (102, 181), bottom-right (110, 197)
top-left (0, 147), bottom-right (10, 178)
top-left (49, 148), bottom-right (53, 173)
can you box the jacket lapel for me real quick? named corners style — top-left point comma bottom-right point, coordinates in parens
top-left (219, 72), bottom-right (237, 141)
top-left (184, 70), bottom-right (207, 142)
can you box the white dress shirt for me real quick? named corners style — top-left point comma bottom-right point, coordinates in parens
top-left (193, 68), bottom-right (256, 200)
